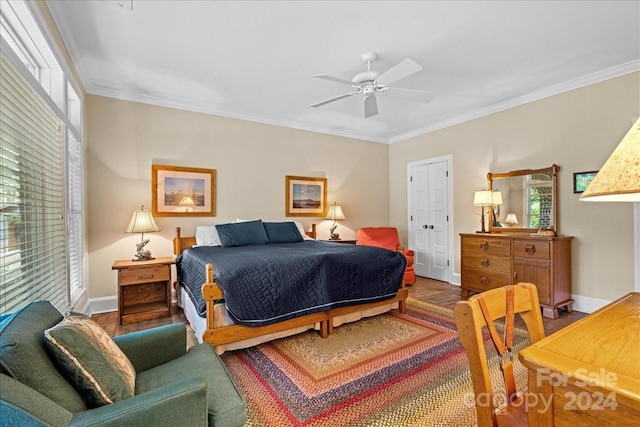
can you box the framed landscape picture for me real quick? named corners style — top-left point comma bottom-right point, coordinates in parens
top-left (573, 170), bottom-right (598, 194)
top-left (152, 165), bottom-right (216, 217)
top-left (285, 175), bottom-right (327, 217)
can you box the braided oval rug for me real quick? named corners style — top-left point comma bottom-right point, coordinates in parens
top-left (220, 298), bottom-right (529, 427)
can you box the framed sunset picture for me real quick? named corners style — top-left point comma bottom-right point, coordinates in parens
top-left (152, 164), bottom-right (216, 216)
top-left (285, 175), bottom-right (327, 217)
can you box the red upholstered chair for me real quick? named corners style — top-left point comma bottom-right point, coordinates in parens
top-left (356, 227), bottom-right (416, 285)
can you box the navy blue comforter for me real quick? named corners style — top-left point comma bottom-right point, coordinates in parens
top-left (176, 240), bottom-right (406, 327)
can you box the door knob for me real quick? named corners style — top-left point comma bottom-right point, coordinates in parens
top-left (422, 225), bottom-right (429, 229)
top-left (429, 225), bottom-right (434, 229)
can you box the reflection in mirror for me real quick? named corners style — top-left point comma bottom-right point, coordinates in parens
top-left (488, 165), bottom-right (558, 233)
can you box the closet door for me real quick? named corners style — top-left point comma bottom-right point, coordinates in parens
top-left (409, 159), bottom-right (450, 282)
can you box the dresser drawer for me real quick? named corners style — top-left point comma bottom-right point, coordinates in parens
top-left (462, 268), bottom-right (511, 291)
top-left (118, 266), bottom-right (170, 285)
top-left (513, 240), bottom-right (550, 260)
top-left (462, 253), bottom-right (511, 273)
top-left (462, 236), bottom-right (511, 256)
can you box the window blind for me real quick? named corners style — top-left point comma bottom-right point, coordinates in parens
top-left (0, 51), bottom-right (67, 313)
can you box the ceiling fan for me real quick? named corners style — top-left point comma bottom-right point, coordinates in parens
top-left (310, 52), bottom-right (436, 118)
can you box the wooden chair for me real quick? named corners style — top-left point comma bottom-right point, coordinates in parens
top-left (453, 283), bottom-right (545, 427)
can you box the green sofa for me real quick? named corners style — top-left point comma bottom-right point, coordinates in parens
top-left (0, 301), bottom-right (246, 426)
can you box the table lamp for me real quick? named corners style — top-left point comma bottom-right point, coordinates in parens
top-left (326, 202), bottom-right (346, 240)
top-left (504, 213), bottom-right (519, 227)
top-left (473, 190), bottom-right (493, 233)
top-left (125, 205), bottom-right (160, 261)
top-left (179, 196), bottom-right (196, 212)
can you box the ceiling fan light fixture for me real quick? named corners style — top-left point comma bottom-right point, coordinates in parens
top-left (311, 51), bottom-right (434, 118)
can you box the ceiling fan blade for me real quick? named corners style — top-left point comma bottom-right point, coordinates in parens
top-left (364, 95), bottom-right (378, 118)
top-left (314, 74), bottom-right (355, 86)
top-left (310, 92), bottom-right (357, 108)
top-left (376, 59), bottom-right (422, 86)
top-left (387, 87), bottom-right (436, 103)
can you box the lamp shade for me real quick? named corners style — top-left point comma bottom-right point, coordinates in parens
top-left (581, 118), bottom-right (640, 201)
top-left (179, 196), bottom-right (195, 207)
top-left (125, 207), bottom-right (160, 234)
top-left (326, 204), bottom-right (346, 220)
top-left (504, 213), bottom-right (519, 225)
top-left (473, 190), bottom-right (493, 206)
top-left (492, 191), bottom-right (503, 206)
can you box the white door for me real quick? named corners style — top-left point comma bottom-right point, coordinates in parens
top-left (409, 159), bottom-right (450, 282)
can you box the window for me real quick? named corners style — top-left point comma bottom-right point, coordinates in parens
top-left (525, 173), bottom-right (553, 229)
top-left (0, 1), bottom-right (84, 314)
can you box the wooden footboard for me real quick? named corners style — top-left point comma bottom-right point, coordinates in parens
top-left (200, 263), bottom-right (407, 349)
top-left (172, 226), bottom-right (408, 351)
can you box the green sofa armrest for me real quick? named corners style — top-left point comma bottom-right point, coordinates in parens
top-left (0, 373), bottom-right (73, 426)
top-left (69, 376), bottom-right (208, 427)
top-left (114, 323), bottom-right (187, 372)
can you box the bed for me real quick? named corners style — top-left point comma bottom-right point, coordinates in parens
top-left (173, 221), bottom-right (409, 354)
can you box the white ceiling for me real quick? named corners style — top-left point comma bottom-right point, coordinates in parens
top-left (47, 1), bottom-right (640, 143)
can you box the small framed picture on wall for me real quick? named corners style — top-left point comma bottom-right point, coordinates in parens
top-left (573, 170), bottom-right (598, 194)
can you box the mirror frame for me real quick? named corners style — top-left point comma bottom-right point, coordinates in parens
top-left (487, 164), bottom-right (559, 233)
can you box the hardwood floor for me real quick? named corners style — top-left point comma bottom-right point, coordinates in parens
top-left (93, 276), bottom-right (585, 337)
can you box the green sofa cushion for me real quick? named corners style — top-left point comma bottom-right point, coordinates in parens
top-left (0, 301), bottom-right (86, 412)
top-left (44, 312), bottom-right (136, 408)
top-left (136, 343), bottom-right (247, 427)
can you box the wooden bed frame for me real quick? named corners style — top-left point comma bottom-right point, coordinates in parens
top-left (173, 225), bottom-right (409, 349)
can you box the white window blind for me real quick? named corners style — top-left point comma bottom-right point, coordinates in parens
top-left (0, 51), bottom-right (68, 313)
top-left (67, 132), bottom-right (83, 302)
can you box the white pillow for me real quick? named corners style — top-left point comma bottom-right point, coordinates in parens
top-left (195, 225), bottom-right (222, 246)
top-left (294, 221), bottom-right (314, 240)
top-left (233, 218), bottom-right (259, 223)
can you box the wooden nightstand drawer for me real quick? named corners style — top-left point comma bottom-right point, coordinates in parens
top-left (112, 257), bottom-right (175, 324)
top-left (118, 265), bottom-right (170, 285)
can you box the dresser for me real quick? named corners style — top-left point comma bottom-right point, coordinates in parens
top-left (460, 233), bottom-right (573, 318)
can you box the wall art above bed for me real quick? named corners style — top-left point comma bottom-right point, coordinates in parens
top-left (285, 175), bottom-right (327, 217)
top-left (152, 164), bottom-right (216, 217)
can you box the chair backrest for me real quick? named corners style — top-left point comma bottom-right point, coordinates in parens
top-left (356, 227), bottom-right (401, 251)
top-left (453, 283), bottom-right (545, 427)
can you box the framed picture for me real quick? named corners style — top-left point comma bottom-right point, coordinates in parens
top-left (573, 170), bottom-right (598, 194)
top-left (152, 165), bottom-right (216, 217)
top-left (285, 175), bottom-right (327, 217)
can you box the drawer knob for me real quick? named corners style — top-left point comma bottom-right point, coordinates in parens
top-left (480, 259), bottom-right (490, 267)
top-left (479, 241), bottom-right (489, 251)
top-left (525, 244), bottom-right (536, 255)
top-left (480, 277), bottom-right (490, 285)
top-left (136, 274), bottom-right (154, 280)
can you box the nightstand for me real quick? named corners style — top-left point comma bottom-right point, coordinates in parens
top-left (322, 239), bottom-right (357, 244)
top-left (112, 256), bottom-right (175, 324)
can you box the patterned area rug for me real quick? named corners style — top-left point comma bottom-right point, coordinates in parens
top-left (221, 298), bottom-right (530, 427)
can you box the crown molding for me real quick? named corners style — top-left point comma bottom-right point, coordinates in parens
top-left (389, 60), bottom-right (640, 144)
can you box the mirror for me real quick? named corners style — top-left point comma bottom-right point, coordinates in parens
top-left (488, 165), bottom-right (558, 233)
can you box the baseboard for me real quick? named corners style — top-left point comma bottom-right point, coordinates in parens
top-left (450, 272), bottom-right (461, 286)
top-left (570, 294), bottom-right (611, 314)
top-left (82, 293), bottom-right (179, 317)
top-left (82, 296), bottom-right (117, 316)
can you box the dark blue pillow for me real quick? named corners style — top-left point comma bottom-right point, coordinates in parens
top-left (263, 222), bottom-right (303, 243)
top-left (216, 220), bottom-right (269, 247)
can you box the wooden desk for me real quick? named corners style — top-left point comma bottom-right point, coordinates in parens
top-left (518, 292), bottom-right (640, 426)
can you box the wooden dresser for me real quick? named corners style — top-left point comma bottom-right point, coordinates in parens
top-left (460, 233), bottom-right (573, 318)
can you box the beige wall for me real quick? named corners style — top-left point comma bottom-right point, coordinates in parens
top-left (389, 72), bottom-right (640, 306)
top-left (86, 96), bottom-right (390, 299)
